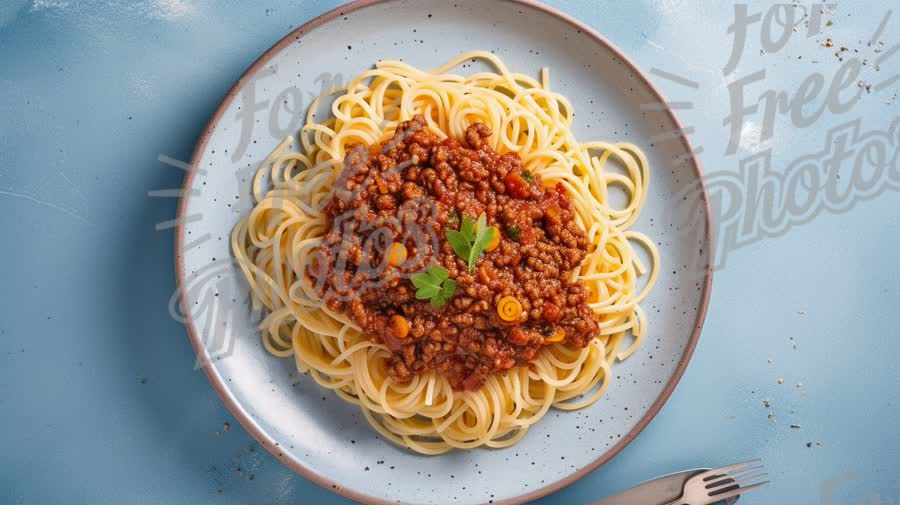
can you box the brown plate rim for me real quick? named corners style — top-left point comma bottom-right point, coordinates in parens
top-left (174, 1), bottom-right (714, 503)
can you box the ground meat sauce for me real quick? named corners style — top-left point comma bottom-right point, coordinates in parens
top-left (312, 115), bottom-right (600, 391)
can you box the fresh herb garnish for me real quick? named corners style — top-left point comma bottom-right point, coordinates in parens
top-left (521, 170), bottom-right (535, 183)
top-left (540, 326), bottom-right (554, 337)
top-left (445, 213), bottom-right (496, 272)
top-left (507, 225), bottom-right (521, 241)
top-left (411, 266), bottom-right (457, 308)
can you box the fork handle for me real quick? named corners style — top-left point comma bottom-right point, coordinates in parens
top-left (662, 499), bottom-right (685, 505)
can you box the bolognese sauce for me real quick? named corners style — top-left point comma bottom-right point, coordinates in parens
top-left (311, 115), bottom-right (600, 391)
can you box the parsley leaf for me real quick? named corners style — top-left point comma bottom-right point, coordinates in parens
top-left (445, 213), bottom-right (497, 272)
top-left (507, 225), bottom-right (521, 241)
top-left (431, 266), bottom-right (449, 283)
top-left (442, 278), bottom-right (457, 297)
top-left (446, 226), bottom-right (471, 263)
top-left (521, 170), bottom-right (535, 183)
top-left (470, 213), bottom-right (495, 268)
top-left (438, 279), bottom-right (457, 307)
top-left (411, 266), bottom-right (457, 307)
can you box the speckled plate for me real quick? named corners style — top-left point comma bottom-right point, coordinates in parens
top-left (175, 1), bottom-right (712, 504)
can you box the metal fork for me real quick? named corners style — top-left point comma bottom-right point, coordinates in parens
top-left (664, 459), bottom-right (769, 505)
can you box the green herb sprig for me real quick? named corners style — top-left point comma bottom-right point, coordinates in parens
top-left (445, 213), bottom-right (496, 272)
top-left (411, 266), bottom-right (457, 308)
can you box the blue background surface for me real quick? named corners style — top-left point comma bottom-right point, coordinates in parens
top-left (1, 1), bottom-right (897, 504)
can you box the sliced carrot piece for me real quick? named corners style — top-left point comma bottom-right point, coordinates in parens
top-left (484, 226), bottom-right (501, 252)
top-left (497, 296), bottom-right (523, 322)
top-left (545, 328), bottom-right (565, 343)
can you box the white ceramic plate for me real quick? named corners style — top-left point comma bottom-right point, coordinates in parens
top-left (176, 1), bottom-right (712, 503)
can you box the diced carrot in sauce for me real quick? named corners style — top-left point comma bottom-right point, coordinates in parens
top-left (387, 242), bottom-right (407, 266)
top-left (503, 172), bottom-right (531, 199)
top-left (544, 204), bottom-right (561, 226)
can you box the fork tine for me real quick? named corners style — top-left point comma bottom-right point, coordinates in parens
top-left (704, 480), bottom-right (770, 501)
top-left (710, 473), bottom-right (770, 494)
top-left (701, 459), bottom-right (762, 481)
top-left (705, 466), bottom-right (765, 488)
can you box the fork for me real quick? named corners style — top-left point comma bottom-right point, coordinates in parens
top-left (664, 459), bottom-right (769, 505)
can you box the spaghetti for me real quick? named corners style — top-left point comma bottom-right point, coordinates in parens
top-left (231, 51), bottom-right (658, 454)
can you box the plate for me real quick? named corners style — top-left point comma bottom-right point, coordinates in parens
top-left (175, 1), bottom-right (712, 503)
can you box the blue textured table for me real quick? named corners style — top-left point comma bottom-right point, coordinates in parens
top-left (1, 1), bottom-right (897, 504)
